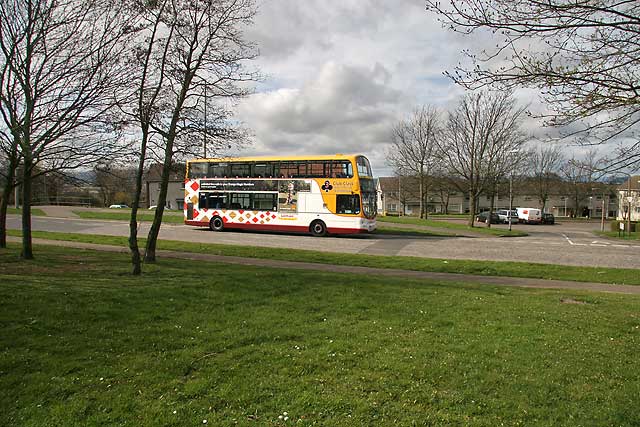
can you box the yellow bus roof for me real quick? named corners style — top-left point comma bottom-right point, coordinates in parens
top-left (187, 154), bottom-right (365, 163)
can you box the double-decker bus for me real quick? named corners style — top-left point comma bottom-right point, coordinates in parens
top-left (184, 154), bottom-right (377, 236)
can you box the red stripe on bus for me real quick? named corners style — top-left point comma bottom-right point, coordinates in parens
top-left (184, 220), bottom-right (371, 234)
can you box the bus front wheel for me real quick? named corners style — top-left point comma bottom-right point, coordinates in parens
top-left (209, 216), bottom-right (224, 232)
top-left (310, 220), bottom-right (327, 237)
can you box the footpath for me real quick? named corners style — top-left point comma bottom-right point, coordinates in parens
top-left (13, 237), bottom-right (640, 295)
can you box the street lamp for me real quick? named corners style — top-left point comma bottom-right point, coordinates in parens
top-left (507, 149), bottom-right (520, 232)
top-left (203, 83), bottom-right (208, 158)
top-left (591, 187), bottom-right (607, 232)
top-left (509, 173), bottom-right (514, 231)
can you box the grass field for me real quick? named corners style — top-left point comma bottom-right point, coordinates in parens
top-left (73, 210), bottom-right (185, 223)
top-left (7, 207), bottom-right (46, 216)
top-left (7, 229), bottom-right (640, 285)
top-left (596, 230), bottom-right (640, 240)
top-left (1, 244), bottom-right (639, 426)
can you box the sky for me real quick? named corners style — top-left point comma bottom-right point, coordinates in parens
top-left (233, 0), bottom-right (551, 176)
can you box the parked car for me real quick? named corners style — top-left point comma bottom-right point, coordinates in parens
top-left (476, 211), bottom-right (501, 224)
top-left (541, 213), bottom-right (555, 224)
top-left (496, 209), bottom-right (518, 224)
top-left (109, 204), bottom-right (128, 209)
top-left (516, 207), bottom-right (542, 224)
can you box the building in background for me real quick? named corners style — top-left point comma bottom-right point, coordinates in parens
top-left (377, 175), bottom-right (619, 218)
top-left (145, 163), bottom-right (186, 209)
top-left (617, 175), bottom-right (640, 222)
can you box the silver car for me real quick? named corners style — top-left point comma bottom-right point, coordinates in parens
top-left (496, 209), bottom-right (518, 224)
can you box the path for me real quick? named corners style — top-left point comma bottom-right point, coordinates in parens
top-left (12, 237), bottom-right (640, 295)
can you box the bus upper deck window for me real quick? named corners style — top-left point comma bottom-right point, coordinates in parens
top-left (189, 163), bottom-right (207, 178)
top-left (210, 163), bottom-right (229, 177)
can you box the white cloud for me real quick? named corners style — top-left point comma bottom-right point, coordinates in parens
top-left (238, 61), bottom-right (401, 173)
top-left (235, 0), bottom-right (569, 176)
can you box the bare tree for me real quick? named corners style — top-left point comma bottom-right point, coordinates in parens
top-left (560, 149), bottom-right (602, 218)
top-left (426, 0), bottom-right (640, 170)
top-left (0, 0), bottom-right (134, 258)
top-left (387, 106), bottom-right (442, 219)
top-left (124, 0), bottom-right (259, 270)
top-left (94, 164), bottom-right (136, 207)
top-left (440, 91), bottom-right (528, 226)
top-left (529, 143), bottom-right (565, 212)
top-left (432, 174), bottom-right (458, 214)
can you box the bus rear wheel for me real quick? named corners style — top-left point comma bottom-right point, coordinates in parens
top-left (209, 216), bottom-right (224, 232)
top-left (310, 220), bottom-right (327, 237)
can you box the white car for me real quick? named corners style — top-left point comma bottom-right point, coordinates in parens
top-left (109, 204), bottom-right (128, 209)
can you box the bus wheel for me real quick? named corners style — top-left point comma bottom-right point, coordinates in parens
top-left (310, 220), bottom-right (327, 237)
top-left (209, 216), bottom-right (224, 232)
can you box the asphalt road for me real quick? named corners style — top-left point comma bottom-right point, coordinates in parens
top-left (7, 213), bottom-right (640, 269)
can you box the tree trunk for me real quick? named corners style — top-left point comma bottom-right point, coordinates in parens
top-left (0, 142), bottom-right (19, 249)
top-left (444, 193), bottom-right (450, 214)
top-left (129, 142), bottom-right (147, 275)
top-left (424, 185), bottom-right (429, 220)
top-left (21, 157), bottom-right (33, 259)
top-left (419, 178), bottom-right (424, 219)
top-left (487, 193), bottom-right (496, 228)
top-left (468, 190), bottom-right (476, 227)
top-left (144, 172), bottom-right (167, 263)
top-left (144, 134), bottom-right (176, 263)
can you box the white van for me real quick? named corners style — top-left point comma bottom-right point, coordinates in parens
top-left (516, 207), bottom-right (542, 224)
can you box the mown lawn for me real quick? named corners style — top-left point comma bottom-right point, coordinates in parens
top-left (1, 245), bottom-right (640, 426)
top-left (7, 207), bottom-right (46, 216)
top-left (596, 230), bottom-right (640, 241)
top-left (9, 229), bottom-right (640, 285)
top-left (73, 210), bottom-right (185, 223)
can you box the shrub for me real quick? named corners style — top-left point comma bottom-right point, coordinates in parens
top-left (611, 220), bottom-right (637, 232)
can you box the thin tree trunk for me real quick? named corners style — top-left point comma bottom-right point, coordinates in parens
top-left (468, 190), bottom-right (476, 227)
top-left (0, 142), bottom-right (19, 249)
top-left (21, 157), bottom-right (33, 259)
top-left (419, 178), bottom-right (424, 219)
top-left (424, 185), bottom-right (429, 220)
top-left (487, 193), bottom-right (496, 228)
top-left (129, 131), bottom-right (148, 275)
top-left (144, 134), bottom-right (176, 263)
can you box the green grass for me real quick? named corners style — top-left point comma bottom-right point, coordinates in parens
top-left (8, 229), bottom-right (640, 285)
top-left (73, 210), bottom-right (185, 223)
top-left (1, 244), bottom-right (640, 426)
top-left (7, 207), bottom-right (46, 216)
top-left (596, 231), bottom-right (640, 240)
top-left (377, 215), bottom-right (528, 237)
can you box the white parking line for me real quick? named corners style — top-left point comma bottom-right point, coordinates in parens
top-left (562, 234), bottom-right (574, 245)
